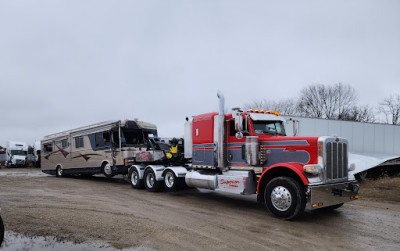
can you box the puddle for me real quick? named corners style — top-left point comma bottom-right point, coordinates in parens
top-left (0, 232), bottom-right (152, 251)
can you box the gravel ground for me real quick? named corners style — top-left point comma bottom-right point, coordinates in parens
top-left (0, 168), bottom-right (399, 250)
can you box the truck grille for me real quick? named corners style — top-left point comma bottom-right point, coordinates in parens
top-left (325, 141), bottom-right (348, 182)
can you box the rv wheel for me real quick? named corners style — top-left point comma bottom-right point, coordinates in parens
top-left (264, 177), bottom-right (305, 220)
top-left (129, 167), bottom-right (144, 189)
top-left (144, 169), bottom-right (162, 192)
top-left (102, 163), bottom-right (115, 178)
top-left (56, 166), bottom-right (63, 177)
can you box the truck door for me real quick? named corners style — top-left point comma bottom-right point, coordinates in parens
top-left (227, 120), bottom-right (247, 167)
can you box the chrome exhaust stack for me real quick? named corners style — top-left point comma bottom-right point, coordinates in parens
top-left (215, 90), bottom-right (226, 172)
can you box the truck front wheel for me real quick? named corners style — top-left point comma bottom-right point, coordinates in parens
top-left (264, 177), bottom-right (305, 220)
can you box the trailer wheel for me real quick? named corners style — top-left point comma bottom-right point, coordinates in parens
top-left (129, 167), bottom-right (144, 189)
top-left (0, 215), bottom-right (4, 246)
top-left (164, 170), bottom-right (178, 191)
top-left (144, 169), bottom-right (162, 192)
top-left (56, 166), bottom-right (63, 177)
top-left (102, 163), bottom-right (114, 178)
top-left (264, 177), bottom-right (305, 220)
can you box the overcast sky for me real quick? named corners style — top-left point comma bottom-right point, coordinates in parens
top-left (1, 0), bottom-right (399, 146)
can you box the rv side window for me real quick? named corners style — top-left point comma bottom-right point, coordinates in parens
top-left (95, 132), bottom-right (111, 147)
top-left (43, 143), bottom-right (53, 152)
top-left (61, 139), bottom-right (68, 148)
top-left (75, 137), bottom-right (84, 148)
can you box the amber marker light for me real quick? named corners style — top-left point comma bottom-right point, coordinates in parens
top-left (355, 195), bottom-right (359, 199)
top-left (312, 204), bottom-right (317, 208)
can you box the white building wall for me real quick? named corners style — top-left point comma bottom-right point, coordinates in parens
top-left (283, 116), bottom-right (400, 156)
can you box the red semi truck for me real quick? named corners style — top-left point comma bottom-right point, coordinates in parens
top-left (127, 91), bottom-right (359, 220)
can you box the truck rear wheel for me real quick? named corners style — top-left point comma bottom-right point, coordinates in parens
top-left (164, 170), bottom-right (178, 191)
top-left (144, 169), bottom-right (162, 192)
top-left (129, 167), bottom-right (144, 189)
top-left (264, 177), bottom-right (305, 220)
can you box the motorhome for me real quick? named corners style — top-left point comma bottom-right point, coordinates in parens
top-left (5, 141), bottom-right (28, 167)
top-left (41, 119), bottom-right (160, 177)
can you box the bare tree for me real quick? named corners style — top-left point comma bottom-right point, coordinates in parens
top-left (298, 83), bottom-right (357, 119)
top-left (341, 105), bottom-right (375, 122)
top-left (378, 94), bottom-right (400, 125)
top-left (244, 98), bottom-right (299, 116)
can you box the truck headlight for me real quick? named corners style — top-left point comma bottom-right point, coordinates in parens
top-left (304, 164), bottom-right (322, 175)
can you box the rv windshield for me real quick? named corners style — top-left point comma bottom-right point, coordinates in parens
top-left (253, 121), bottom-right (286, 136)
top-left (10, 150), bottom-right (27, 156)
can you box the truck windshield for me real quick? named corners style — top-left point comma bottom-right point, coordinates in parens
top-left (253, 121), bottom-right (286, 136)
top-left (10, 150), bottom-right (27, 156)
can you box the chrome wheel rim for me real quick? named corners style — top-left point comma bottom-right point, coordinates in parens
top-left (146, 172), bottom-right (155, 188)
top-left (165, 172), bottom-right (175, 188)
top-left (271, 186), bottom-right (292, 211)
top-left (131, 171), bottom-right (138, 185)
top-left (104, 164), bottom-right (112, 175)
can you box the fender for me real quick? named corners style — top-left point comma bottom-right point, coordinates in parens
top-left (257, 162), bottom-right (309, 194)
top-left (162, 166), bottom-right (187, 178)
top-left (144, 165), bottom-right (166, 181)
top-left (129, 164), bottom-right (145, 180)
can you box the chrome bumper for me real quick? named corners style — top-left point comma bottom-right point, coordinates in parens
top-left (306, 182), bottom-right (359, 210)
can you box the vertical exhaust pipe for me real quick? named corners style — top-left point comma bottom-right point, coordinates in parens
top-left (216, 90), bottom-right (225, 171)
top-left (217, 90), bottom-right (225, 116)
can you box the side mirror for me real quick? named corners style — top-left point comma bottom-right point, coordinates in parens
top-left (235, 131), bottom-right (243, 139)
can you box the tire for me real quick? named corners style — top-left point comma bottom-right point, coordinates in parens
top-left (102, 163), bottom-right (114, 178)
top-left (56, 166), bottom-right (63, 177)
top-left (129, 167), bottom-right (144, 189)
top-left (264, 177), bottom-right (306, 220)
top-left (163, 170), bottom-right (178, 191)
top-left (0, 215), bottom-right (4, 246)
top-left (144, 169), bottom-right (162, 192)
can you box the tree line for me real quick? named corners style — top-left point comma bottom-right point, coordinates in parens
top-left (244, 83), bottom-right (400, 125)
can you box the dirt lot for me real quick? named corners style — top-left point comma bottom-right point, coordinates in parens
top-left (0, 168), bottom-right (399, 250)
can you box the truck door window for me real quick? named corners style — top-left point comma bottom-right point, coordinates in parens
top-left (229, 120), bottom-right (249, 137)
